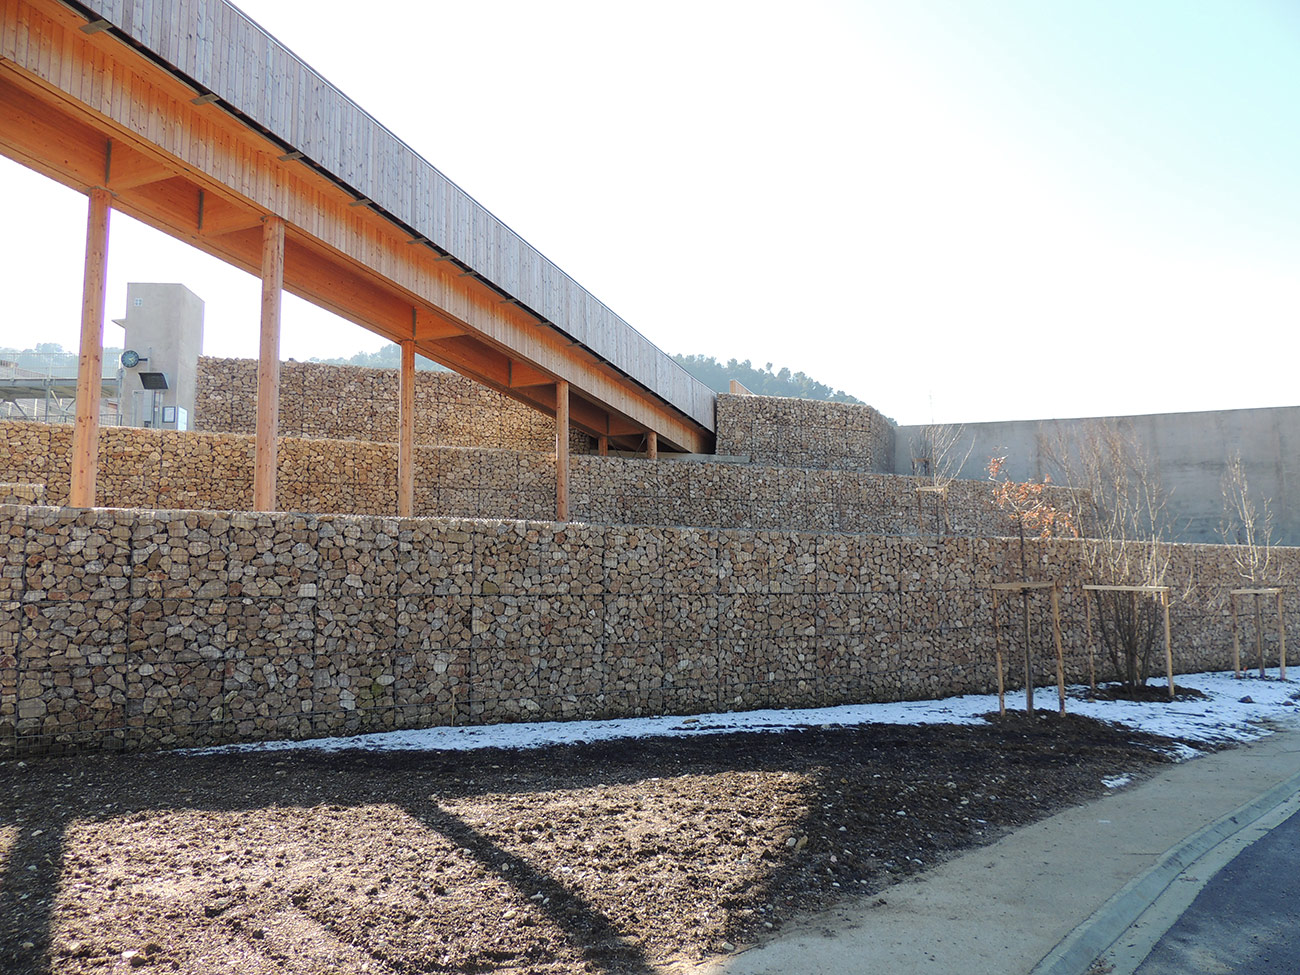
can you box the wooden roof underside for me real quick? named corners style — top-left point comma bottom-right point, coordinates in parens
top-left (0, 0), bottom-right (715, 453)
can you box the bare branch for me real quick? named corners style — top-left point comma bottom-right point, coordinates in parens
top-left (910, 423), bottom-right (975, 488)
top-left (1219, 453), bottom-right (1275, 584)
top-left (1041, 419), bottom-right (1178, 690)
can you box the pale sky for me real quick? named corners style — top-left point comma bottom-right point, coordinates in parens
top-left (2, 0), bottom-right (1298, 425)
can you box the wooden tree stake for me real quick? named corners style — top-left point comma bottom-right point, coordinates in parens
top-left (1051, 585), bottom-right (1066, 715)
top-left (1162, 589), bottom-right (1175, 700)
top-left (1130, 589), bottom-right (1140, 689)
top-left (1022, 587), bottom-right (1033, 714)
top-left (1278, 590), bottom-right (1287, 681)
top-left (1230, 593), bottom-right (1242, 678)
top-left (992, 589), bottom-right (1006, 716)
top-left (1084, 589), bottom-right (1096, 695)
top-left (1255, 592), bottom-right (1265, 679)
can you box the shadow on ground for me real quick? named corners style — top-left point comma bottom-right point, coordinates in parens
top-left (0, 715), bottom-right (1173, 974)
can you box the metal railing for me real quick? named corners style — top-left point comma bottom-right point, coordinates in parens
top-left (0, 352), bottom-right (123, 424)
top-left (0, 351), bottom-right (119, 380)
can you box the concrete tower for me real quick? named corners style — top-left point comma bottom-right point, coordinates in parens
top-left (112, 283), bottom-right (204, 429)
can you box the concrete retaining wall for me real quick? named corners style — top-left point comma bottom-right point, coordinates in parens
top-left (897, 406), bottom-right (1300, 545)
top-left (2, 503), bottom-right (1294, 754)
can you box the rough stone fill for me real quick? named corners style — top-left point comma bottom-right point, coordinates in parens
top-left (194, 356), bottom-right (595, 454)
top-left (0, 421), bottom-right (1065, 536)
top-left (713, 393), bottom-right (897, 471)
top-left (1, 502), bottom-right (1294, 755)
top-left (195, 359), bottom-right (897, 471)
top-left (0, 484), bottom-right (43, 505)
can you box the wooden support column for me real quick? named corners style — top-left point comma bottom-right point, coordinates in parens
top-left (597, 435), bottom-right (609, 457)
top-left (253, 216), bottom-right (285, 512)
top-left (646, 431), bottom-right (658, 460)
top-left (555, 380), bottom-right (570, 521)
top-left (397, 338), bottom-right (416, 517)
top-left (69, 187), bottom-right (111, 508)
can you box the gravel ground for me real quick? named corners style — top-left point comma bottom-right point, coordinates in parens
top-left (0, 712), bottom-right (1180, 974)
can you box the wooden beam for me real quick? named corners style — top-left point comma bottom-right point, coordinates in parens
top-left (646, 431), bottom-right (658, 460)
top-left (1081, 584), bottom-right (1171, 593)
top-left (253, 216), bottom-right (285, 511)
top-left (121, 175), bottom-right (202, 231)
top-left (597, 435), bottom-right (609, 457)
top-left (414, 306), bottom-right (467, 341)
top-left (197, 193), bottom-right (264, 237)
top-left (68, 187), bottom-right (111, 508)
top-left (397, 337), bottom-right (415, 517)
top-left (508, 360), bottom-right (552, 388)
top-left (555, 380), bottom-right (570, 522)
top-left (0, 70), bottom-right (106, 191)
top-left (606, 418), bottom-right (642, 437)
top-left (426, 335), bottom-right (512, 387)
top-left (283, 234), bottom-right (413, 337)
top-left (512, 383), bottom-right (619, 443)
top-left (106, 142), bottom-right (176, 191)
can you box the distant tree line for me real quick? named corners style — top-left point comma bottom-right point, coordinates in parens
top-left (309, 347), bottom-right (862, 404)
top-left (671, 354), bottom-right (862, 404)
top-left (307, 346), bottom-right (448, 371)
top-left (0, 342), bottom-right (123, 370)
top-left (1, 343), bottom-right (857, 404)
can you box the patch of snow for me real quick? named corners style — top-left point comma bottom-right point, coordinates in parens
top-left (1101, 775), bottom-right (1132, 790)
top-left (188, 668), bottom-right (1300, 759)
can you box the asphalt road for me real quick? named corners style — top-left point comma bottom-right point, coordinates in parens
top-left (1133, 805), bottom-right (1300, 975)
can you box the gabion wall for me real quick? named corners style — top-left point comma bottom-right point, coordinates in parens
top-left (194, 357), bottom-right (594, 454)
top-left (2, 503), bottom-right (1293, 754)
top-left (714, 394), bottom-right (896, 471)
top-left (195, 360), bottom-right (896, 472)
top-left (0, 421), bottom-right (1066, 536)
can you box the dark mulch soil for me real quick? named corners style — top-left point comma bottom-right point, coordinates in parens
top-left (0, 712), bottom-right (1182, 974)
top-left (1086, 683), bottom-right (1210, 703)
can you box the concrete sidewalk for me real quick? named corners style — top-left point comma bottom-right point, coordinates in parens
top-left (689, 727), bottom-right (1300, 975)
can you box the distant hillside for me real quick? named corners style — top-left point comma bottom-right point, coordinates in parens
top-left (308, 346), bottom-right (862, 404)
top-left (3, 343), bottom-right (860, 407)
top-left (308, 346), bottom-right (448, 371)
top-left (672, 354), bottom-right (862, 404)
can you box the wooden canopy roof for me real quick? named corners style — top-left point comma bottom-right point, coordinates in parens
top-left (0, 0), bottom-right (716, 452)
